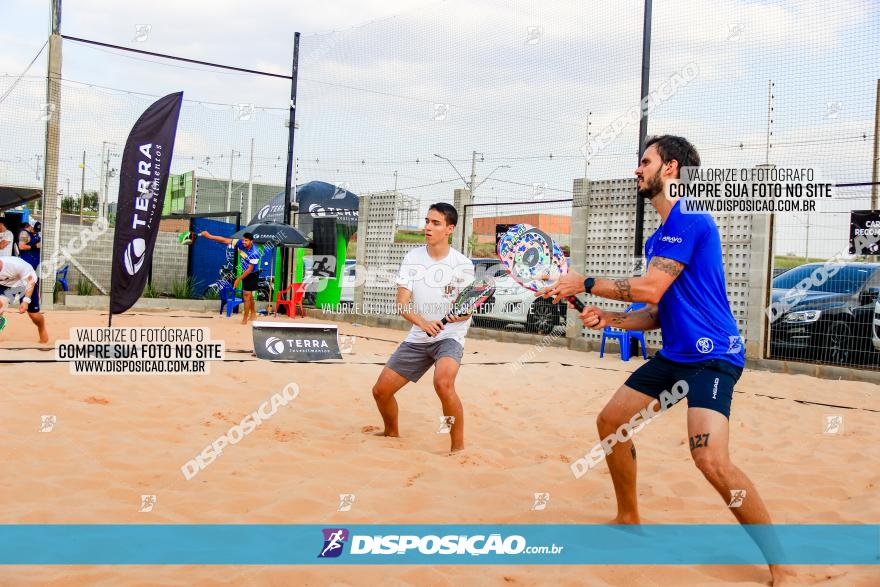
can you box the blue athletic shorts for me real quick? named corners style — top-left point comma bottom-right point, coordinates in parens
top-left (0, 280), bottom-right (40, 313)
top-left (624, 353), bottom-right (742, 418)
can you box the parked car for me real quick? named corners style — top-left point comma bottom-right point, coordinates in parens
top-left (470, 258), bottom-right (568, 335)
top-left (302, 258), bottom-right (355, 305)
top-left (769, 262), bottom-right (880, 365)
top-left (873, 297), bottom-right (880, 352)
top-left (340, 260), bottom-right (356, 304)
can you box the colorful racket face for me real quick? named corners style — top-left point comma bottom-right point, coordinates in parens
top-left (441, 278), bottom-right (495, 325)
top-left (497, 225), bottom-right (568, 291)
top-left (0, 315), bottom-right (6, 334)
top-left (497, 224), bottom-right (585, 311)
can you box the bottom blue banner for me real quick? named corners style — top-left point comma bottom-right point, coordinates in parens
top-left (0, 525), bottom-right (877, 564)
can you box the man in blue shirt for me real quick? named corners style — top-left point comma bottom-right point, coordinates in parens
top-left (199, 231), bottom-right (261, 325)
top-left (18, 219), bottom-right (41, 269)
top-left (541, 136), bottom-right (793, 586)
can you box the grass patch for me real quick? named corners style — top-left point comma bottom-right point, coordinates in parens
top-left (393, 229), bottom-right (426, 243)
top-left (143, 282), bottom-right (162, 298)
top-left (169, 276), bottom-right (197, 299)
top-left (470, 243), bottom-right (497, 258)
top-left (773, 255), bottom-right (827, 270)
top-left (393, 229), bottom-right (455, 244)
top-left (75, 279), bottom-right (94, 296)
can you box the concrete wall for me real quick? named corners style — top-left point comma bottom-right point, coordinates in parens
top-left (58, 223), bottom-right (189, 294)
top-left (356, 178), bottom-right (771, 361)
top-left (570, 178), bottom-right (765, 359)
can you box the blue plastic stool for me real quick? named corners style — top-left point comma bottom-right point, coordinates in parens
top-left (56, 265), bottom-right (69, 292)
top-left (600, 303), bottom-right (648, 361)
top-left (219, 283), bottom-right (244, 317)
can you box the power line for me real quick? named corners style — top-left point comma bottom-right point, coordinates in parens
top-left (61, 35), bottom-right (292, 80)
top-left (483, 177), bottom-right (572, 194)
top-left (0, 40), bottom-right (48, 106)
top-left (396, 177), bottom-right (463, 191)
top-left (56, 77), bottom-right (289, 111)
top-left (297, 76), bottom-right (587, 128)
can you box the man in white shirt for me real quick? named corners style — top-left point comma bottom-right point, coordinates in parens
top-left (0, 218), bottom-right (13, 257)
top-left (371, 203), bottom-right (474, 452)
top-left (0, 255), bottom-right (49, 342)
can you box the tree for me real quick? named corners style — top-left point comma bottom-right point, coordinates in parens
top-left (81, 191), bottom-right (99, 212)
top-left (60, 196), bottom-right (79, 213)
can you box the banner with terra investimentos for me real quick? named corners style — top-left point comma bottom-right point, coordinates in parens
top-left (109, 91), bottom-right (183, 317)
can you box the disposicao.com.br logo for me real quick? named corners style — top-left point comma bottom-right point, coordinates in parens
top-left (318, 529), bottom-right (563, 558)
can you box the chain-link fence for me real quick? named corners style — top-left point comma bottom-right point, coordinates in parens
top-left (2, 1), bottom-right (879, 371)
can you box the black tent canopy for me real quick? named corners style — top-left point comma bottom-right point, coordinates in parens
top-left (0, 185), bottom-right (41, 212)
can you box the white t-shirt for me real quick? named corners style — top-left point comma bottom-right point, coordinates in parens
top-left (0, 229), bottom-right (13, 256)
top-left (396, 246), bottom-right (475, 345)
top-left (0, 255), bottom-right (38, 288)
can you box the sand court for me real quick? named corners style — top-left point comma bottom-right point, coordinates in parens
top-left (1, 309), bottom-right (878, 585)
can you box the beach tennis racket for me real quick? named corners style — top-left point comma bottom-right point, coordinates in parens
top-left (0, 315), bottom-right (6, 334)
top-left (177, 231), bottom-right (197, 245)
top-left (497, 224), bottom-right (585, 312)
top-left (440, 278), bottom-right (495, 325)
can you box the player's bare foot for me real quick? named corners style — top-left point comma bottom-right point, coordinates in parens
top-left (449, 445), bottom-right (465, 453)
top-left (606, 514), bottom-right (640, 525)
top-left (770, 565), bottom-right (797, 586)
top-left (374, 429), bottom-right (399, 437)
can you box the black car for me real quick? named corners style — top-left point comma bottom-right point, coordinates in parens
top-left (769, 262), bottom-right (880, 366)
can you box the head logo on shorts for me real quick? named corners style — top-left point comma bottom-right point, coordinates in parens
top-left (265, 336), bottom-right (285, 355)
top-left (696, 337), bottom-right (714, 354)
top-left (318, 528), bottom-right (349, 558)
top-left (124, 238), bottom-right (147, 275)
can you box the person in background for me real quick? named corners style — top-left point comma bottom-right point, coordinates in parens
top-left (198, 230), bottom-right (261, 325)
top-left (0, 218), bottom-right (13, 258)
top-left (18, 219), bottom-right (41, 269)
top-left (0, 255), bottom-right (49, 343)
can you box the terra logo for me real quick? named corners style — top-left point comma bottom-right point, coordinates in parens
top-left (265, 336), bottom-right (285, 355)
top-left (696, 337), bottom-right (714, 353)
top-left (318, 528), bottom-right (349, 558)
top-left (124, 238), bottom-right (147, 275)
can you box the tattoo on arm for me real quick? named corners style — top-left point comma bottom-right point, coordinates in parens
top-left (609, 313), bottom-right (627, 326)
top-left (650, 256), bottom-right (685, 278)
top-left (689, 433), bottom-right (710, 451)
top-left (613, 279), bottom-right (633, 302)
top-left (630, 445), bottom-right (637, 460)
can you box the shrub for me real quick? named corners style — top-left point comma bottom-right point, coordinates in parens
top-left (75, 279), bottom-right (94, 296)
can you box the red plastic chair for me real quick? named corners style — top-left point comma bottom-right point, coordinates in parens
top-left (275, 282), bottom-right (306, 318)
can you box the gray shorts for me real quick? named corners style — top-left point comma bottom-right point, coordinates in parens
top-left (386, 339), bottom-right (464, 382)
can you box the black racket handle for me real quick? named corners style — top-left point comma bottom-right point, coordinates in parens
top-left (567, 295), bottom-right (585, 312)
top-left (439, 313), bottom-right (467, 326)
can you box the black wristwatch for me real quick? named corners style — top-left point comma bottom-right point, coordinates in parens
top-left (583, 277), bottom-right (596, 295)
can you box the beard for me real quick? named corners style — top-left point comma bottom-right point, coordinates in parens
top-left (637, 169), bottom-right (664, 200)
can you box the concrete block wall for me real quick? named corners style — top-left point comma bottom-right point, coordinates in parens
top-left (572, 178), bottom-right (762, 355)
top-left (356, 178), bottom-right (768, 359)
top-left (57, 223), bottom-right (189, 294)
top-left (359, 192), bottom-right (422, 310)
